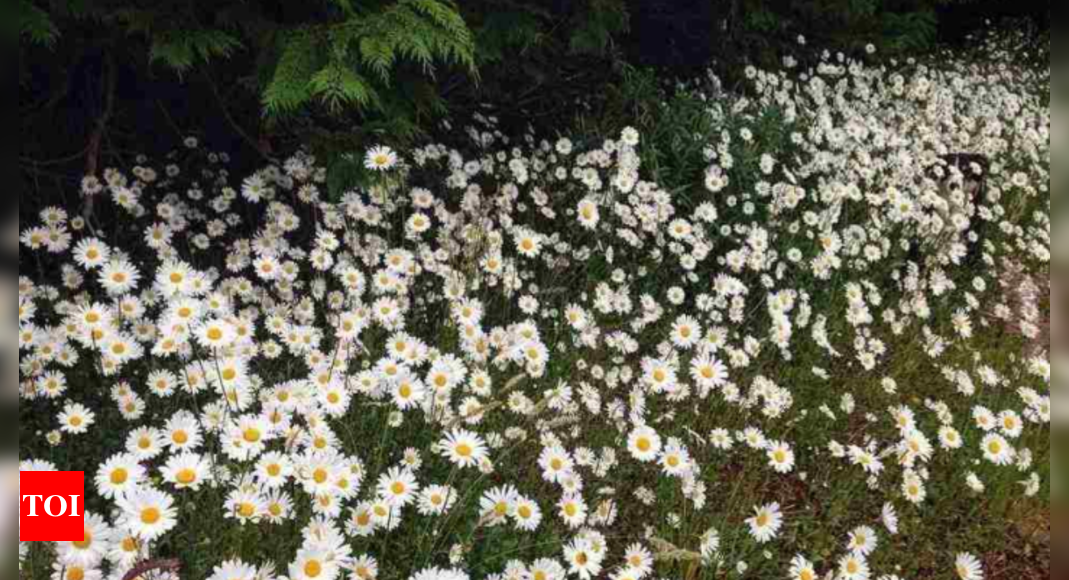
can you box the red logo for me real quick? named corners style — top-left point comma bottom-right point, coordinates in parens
top-left (20, 471), bottom-right (86, 542)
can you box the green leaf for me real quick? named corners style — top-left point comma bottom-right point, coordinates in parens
top-left (19, 0), bottom-right (59, 46)
top-left (149, 30), bottom-right (243, 73)
top-left (263, 33), bottom-right (321, 115)
top-left (310, 62), bottom-right (380, 113)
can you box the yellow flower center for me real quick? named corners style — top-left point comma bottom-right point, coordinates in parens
top-left (207, 328), bottom-right (223, 342)
top-left (141, 508), bottom-right (161, 525)
top-left (176, 469), bottom-right (197, 485)
top-left (110, 468), bottom-right (129, 485)
top-left (73, 531), bottom-right (93, 550)
top-left (636, 438), bottom-right (651, 453)
top-left (390, 482), bottom-right (406, 496)
top-left (456, 444), bottom-right (473, 458)
top-left (313, 468), bottom-right (328, 484)
top-left (173, 430), bottom-right (189, 445)
top-left (243, 428), bottom-right (261, 443)
top-left (305, 560), bottom-right (323, 578)
top-left (238, 503), bottom-right (256, 518)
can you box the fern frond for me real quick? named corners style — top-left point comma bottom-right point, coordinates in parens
top-left (359, 36), bottom-right (396, 81)
top-left (149, 29), bottom-right (242, 72)
top-left (310, 62), bottom-right (380, 113)
top-left (20, 0), bottom-right (59, 46)
top-left (263, 33), bottom-right (321, 115)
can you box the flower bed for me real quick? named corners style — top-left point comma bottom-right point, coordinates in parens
top-left (18, 33), bottom-right (1049, 580)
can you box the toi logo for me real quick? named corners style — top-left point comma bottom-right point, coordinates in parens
top-left (19, 471), bottom-right (86, 542)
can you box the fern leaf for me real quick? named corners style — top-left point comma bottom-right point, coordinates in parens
top-left (263, 33), bottom-right (321, 115)
top-left (359, 36), bottom-right (396, 82)
top-left (149, 29), bottom-right (242, 74)
top-left (309, 62), bottom-right (379, 113)
top-left (20, 0), bottom-right (59, 46)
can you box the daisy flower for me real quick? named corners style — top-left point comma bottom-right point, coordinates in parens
top-left (627, 426), bottom-right (663, 463)
top-left (126, 427), bottom-right (165, 459)
top-left (118, 487), bottom-right (178, 541)
top-left (514, 230), bottom-right (543, 258)
top-left (746, 503), bottom-right (783, 544)
top-left (58, 403), bottom-right (95, 435)
top-left (225, 489), bottom-right (267, 524)
top-left (838, 554), bottom-right (870, 580)
top-left (365, 146), bottom-right (398, 172)
top-left (207, 559), bottom-right (260, 580)
top-left (480, 485), bottom-right (519, 524)
top-left (789, 555), bottom-right (818, 580)
top-left (955, 553), bottom-right (983, 580)
top-left (766, 440), bottom-right (796, 474)
top-left (196, 319), bottom-right (237, 350)
top-left (73, 238), bottom-right (110, 270)
top-left (881, 503), bottom-right (900, 536)
top-left (440, 429), bottom-right (488, 469)
top-left (512, 496), bottom-right (542, 532)
top-left (980, 434), bottom-right (1014, 465)
top-left (847, 526), bottom-right (878, 557)
top-left (95, 453), bottom-right (145, 499)
top-left (161, 452), bottom-right (213, 491)
top-left (563, 538), bottom-right (602, 580)
top-left (377, 467), bottom-right (419, 507)
top-left (576, 199), bottom-right (600, 229)
top-left (98, 259), bottom-right (141, 295)
top-left (291, 549), bottom-right (339, 580)
top-left (418, 485), bottom-right (457, 516)
top-left (659, 441), bottom-right (692, 477)
top-left (670, 315), bottom-right (702, 349)
top-left (558, 493), bottom-right (588, 528)
top-left (57, 512), bottom-right (112, 567)
top-left (690, 353), bottom-right (729, 390)
top-left (538, 446), bottom-right (575, 484)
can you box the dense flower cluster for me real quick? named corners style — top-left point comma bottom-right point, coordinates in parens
top-left (19, 34), bottom-right (1047, 580)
